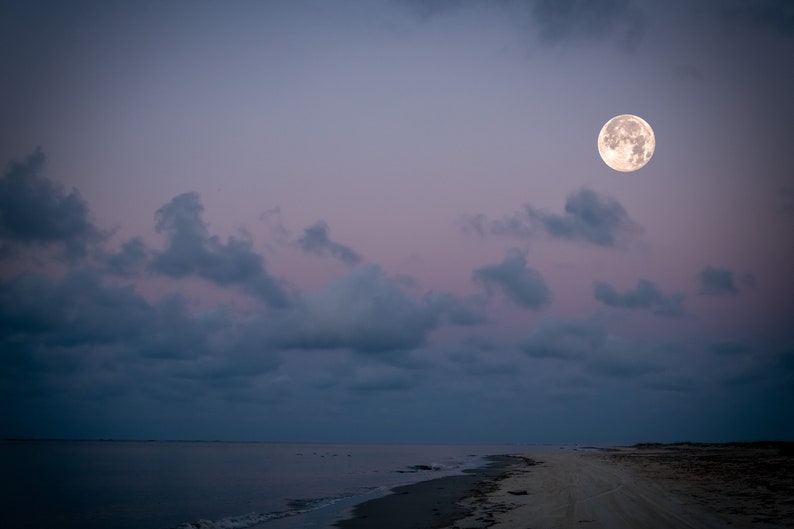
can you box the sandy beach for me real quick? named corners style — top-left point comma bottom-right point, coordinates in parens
top-left (337, 443), bottom-right (794, 529)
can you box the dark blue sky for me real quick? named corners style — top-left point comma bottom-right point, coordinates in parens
top-left (1, 0), bottom-right (792, 443)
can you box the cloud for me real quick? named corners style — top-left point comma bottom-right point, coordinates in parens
top-left (463, 188), bottom-right (641, 248)
top-left (401, 0), bottom-right (468, 19)
top-left (270, 264), bottom-right (474, 355)
top-left (777, 346), bottom-right (794, 376)
top-left (697, 265), bottom-right (744, 296)
top-left (643, 374), bottom-right (697, 393)
top-left (709, 339), bottom-right (752, 356)
top-left (150, 192), bottom-right (292, 308)
top-left (519, 318), bottom-right (605, 360)
top-left (347, 365), bottom-right (423, 393)
top-left (399, 0), bottom-right (646, 49)
top-left (723, 0), bottom-right (794, 37)
top-left (528, 0), bottom-right (645, 49)
top-left (0, 270), bottom-right (281, 404)
top-left (720, 341), bottom-right (794, 391)
top-left (518, 317), bottom-right (663, 378)
top-left (103, 237), bottom-right (150, 276)
top-left (0, 262), bottom-right (483, 420)
top-left (0, 148), bottom-right (103, 258)
top-left (447, 336), bottom-right (518, 376)
top-left (424, 291), bottom-right (488, 326)
top-left (537, 188), bottom-right (640, 246)
top-left (298, 220), bottom-right (362, 266)
top-left (779, 185), bottom-right (794, 215)
top-left (259, 206), bottom-right (291, 243)
top-left (593, 278), bottom-right (687, 318)
top-left (473, 250), bottom-right (550, 310)
top-left (0, 270), bottom-right (153, 352)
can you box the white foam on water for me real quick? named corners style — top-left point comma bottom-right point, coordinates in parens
top-left (171, 489), bottom-right (380, 529)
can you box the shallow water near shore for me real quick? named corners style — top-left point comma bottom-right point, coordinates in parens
top-left (0, 440), bottom-right (550, 529)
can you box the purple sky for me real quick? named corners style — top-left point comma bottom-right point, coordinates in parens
top-left (1, 0), bottom-right (792, 444)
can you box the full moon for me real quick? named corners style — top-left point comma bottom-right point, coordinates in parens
top-left (597, 114), bottom-right (655, 172)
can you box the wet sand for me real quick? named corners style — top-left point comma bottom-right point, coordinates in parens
top-left (336, 443), bottom-right (794, 529)
top-left (333, 455), bottom-right (523, 529)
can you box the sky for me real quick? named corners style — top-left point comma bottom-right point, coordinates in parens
top-left (1, 0), bottom-right (792, 444)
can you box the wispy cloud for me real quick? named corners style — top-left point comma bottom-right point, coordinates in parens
top-left (696, 265), bottom-right (755, 297)
top-left (347, 364), bottom-right (423, 393)
top-left (519, 318), bottom-right (605, 360)
top-left (722, 0), bottom-right (794, 37)
top-left (400, 0), bottom-right (646, 49)
top-left (709, 339), bottom-right (752, 356)
top-left (527, 0), bottom-right (645, 50)
top-left (150, 192), bottom-right (292, 308)
top-left (463, 187), bottom-right (642, 248)
top-left (298, 220), bottom-right (362, 266)
top-left (594, 278), bottom-right (687, 318)
top-left (447, 335), bottom-right (518, 376)
top-left (518, 317), bottom-right (666, 379)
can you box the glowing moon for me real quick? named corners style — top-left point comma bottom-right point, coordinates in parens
top-left (597, 114), bottom-right (655, 172)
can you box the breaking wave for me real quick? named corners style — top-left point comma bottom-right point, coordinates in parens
top-left (171, 490), bottom-right (374, 529)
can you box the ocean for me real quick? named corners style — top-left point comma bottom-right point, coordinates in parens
top-left (0, 440), bottom-right (540, 529)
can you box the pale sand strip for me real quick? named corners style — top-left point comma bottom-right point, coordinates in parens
top-left (444, 447), bottom-right (793, 529)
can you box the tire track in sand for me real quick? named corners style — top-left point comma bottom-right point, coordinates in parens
top-left (447, 451), bottom-right (735, 529)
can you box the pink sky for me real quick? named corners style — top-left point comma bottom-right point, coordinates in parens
top-left (1, 0), bottom-right (792, 443)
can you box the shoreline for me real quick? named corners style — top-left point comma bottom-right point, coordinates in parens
top-left (334, 443), bottom-right (794, 529)
top-left (333, 455), bottom-right (534, 529)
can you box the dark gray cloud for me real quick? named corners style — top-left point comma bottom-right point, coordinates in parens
top-left (0, 149), bottom-right (103, 258)
top-left (0, 261), bottom-right (483, 422)
top-left (643, 374), bottom-right (697, 393)
top-left (721, 341), bottom-right (794, 393)
top-left (473, 250), bottom-right (550, 310)
top-left (463, 188), bottom-right (641, 248)
top-left (0, 270), bottom-right (281, 406)
top-left (150, 192), bottom-right (292, 308)
top-left (103, 237), bottom-right (149, 276)
top-left (298, 220), bottom-right (362, 266)
top-left (594, 278), bottom-right (687, 318)
top-left (538, 188), bottom-right (640, 246)
top-left (519, 318), bottom-right (664, 379)
top-left (519, 318), bottom-right (605, 359)
top-left (779, 185), bottom-right (794, 215)
top-left (709, 339), bottom-right (752, 356)
top-left (772, 342), bottom-right (794, 392)
top-left (347, 365), bottom-right (423, 393)
top-left (401, 0), bottom-right (468, 19)
top-left (0, 270), bottom-right (152, 351)
top-left (400, 0), bottom-right (646, 49)
top-left (723, 0), bottom-right (794, 37)
top-left (447, 336), bottom-right (518, 376)
top-left (426, 291), bottom-right (488, 326)
top-left (697, 265), bottom-right (741, 296)
top-left (528, 0), bottom-right (645, 49)
top-left (270, 264), bottom-right (476, 355)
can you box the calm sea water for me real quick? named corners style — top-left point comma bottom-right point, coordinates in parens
top-left (0, 441), bottom-right (544, 529)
